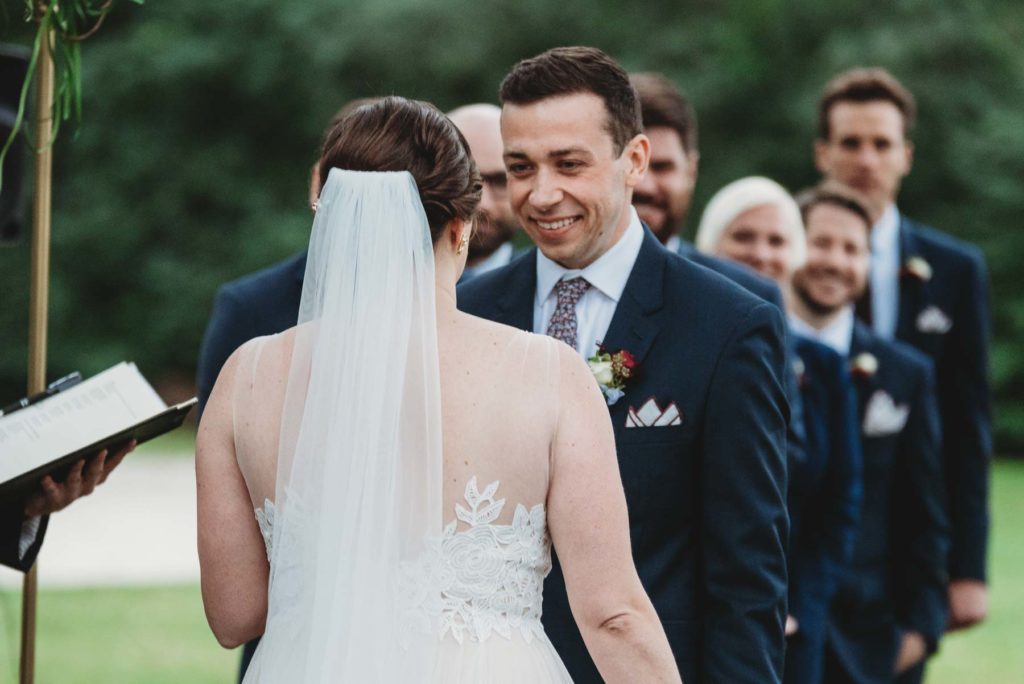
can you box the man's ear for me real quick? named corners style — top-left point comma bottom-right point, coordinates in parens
top-left (903, 140), bottom-right (915, 175)
top-left (813, 139), bottom-right (830, 175)
top-left (624, 134), bottom-right (651, 188)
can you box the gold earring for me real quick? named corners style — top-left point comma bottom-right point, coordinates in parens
top-left (457, 232), bottom-right (469, 255)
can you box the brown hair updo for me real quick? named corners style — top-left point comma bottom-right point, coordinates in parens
top-left (317, 96), bottom-right (482, 242)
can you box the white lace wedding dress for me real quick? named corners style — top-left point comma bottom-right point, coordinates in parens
top-left (235, 322), bottom-right (575, 682)
top-left (253, 473), bottom-right (572, 682)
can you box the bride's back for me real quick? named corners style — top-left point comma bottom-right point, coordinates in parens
top-left (229, 314), bottom-right (561, 528)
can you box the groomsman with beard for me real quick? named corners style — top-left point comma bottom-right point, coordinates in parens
top-left (447, 104), bottom-right (522, 282)
top-left (788, 182), bottom-right (949, 684)
top-left (459, 46), bottom-right (789, 683)
top-left (814, 69), bottom-right (992, 640)
top-left (629, 72), bottom-right (784, 300)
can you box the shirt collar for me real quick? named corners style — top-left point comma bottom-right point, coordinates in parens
top-left (788, 305), bottom-right (855, 356)
top-left (536, 208), bottom-right (645, 305)
top-left (871, 203), bottom-right (900, 256)
top-left (664, 234), bottom-right (682, 254)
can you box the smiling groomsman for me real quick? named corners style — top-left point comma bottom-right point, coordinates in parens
top-left (789, 182), bottom-right (949, 684)
top-left (459, 46), bottom-right (789, 683)
top-left (814, 69), bottom-right (993, 643)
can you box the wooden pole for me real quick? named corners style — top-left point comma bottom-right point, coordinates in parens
top-left (21, 14), bottom-right (56, 684)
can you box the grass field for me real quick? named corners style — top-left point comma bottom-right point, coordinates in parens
top-left (1, 461), bottom-right (1021, 683)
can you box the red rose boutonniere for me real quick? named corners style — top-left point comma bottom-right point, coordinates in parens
top-left (587, 346), bottom-right (637, 405)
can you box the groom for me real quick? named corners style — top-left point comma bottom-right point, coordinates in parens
top-left (459, 46), bottom-right (789, 683)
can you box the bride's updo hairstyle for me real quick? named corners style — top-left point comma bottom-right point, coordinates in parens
top-left (317, 96), bottom-right (482, 243)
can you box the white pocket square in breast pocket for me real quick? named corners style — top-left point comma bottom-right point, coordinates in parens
top-left (916, 305), bottom-right (952, 334)
top-left (862, 389), bottom-right (910, 437)
top-left (625, 397), bottom-right (682, 428)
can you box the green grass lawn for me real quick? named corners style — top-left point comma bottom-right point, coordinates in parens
top-left (1, 460), bottom-right (1021, 682)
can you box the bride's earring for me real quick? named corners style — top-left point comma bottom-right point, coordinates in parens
top-left (457, 231), bottom-right (469, 255)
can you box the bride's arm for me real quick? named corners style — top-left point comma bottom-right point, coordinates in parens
top-left (546, 343), bottom-right (682, 684)
top-left (195, 346), bottom-right (269, 648)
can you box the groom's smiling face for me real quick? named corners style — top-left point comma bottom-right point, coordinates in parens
top-left (501, 92), bottom-right (649, 270)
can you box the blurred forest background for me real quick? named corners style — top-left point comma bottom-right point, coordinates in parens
top-left (1, 0), bottom-right (1022, 451)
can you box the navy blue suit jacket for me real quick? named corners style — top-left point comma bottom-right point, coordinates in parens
top-left (0, 504), bottom-right (48, 571)
top-left (196, 251), bottom-right (306, 416)
top-left (827, 322), bottom-right (949, 684)
top-left (891, 216), bottom-right (991, 582)
top-left (676, 239), bottom-right (809, 477)
top-left (788, 336), bottom-right (862, 630)
top-left (784, 336), bottom-right (862, 684)
top-left (458, 229), bottom-right (790, 684)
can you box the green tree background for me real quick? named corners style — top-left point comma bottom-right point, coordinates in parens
top-left (1, 0), bottom-right (1022, 450)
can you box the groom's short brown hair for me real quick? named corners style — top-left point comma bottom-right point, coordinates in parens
top-left (499, 46), bottom-right (642, 155)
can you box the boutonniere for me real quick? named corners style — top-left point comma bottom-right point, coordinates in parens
top-left (587, 346), bottom-right (637, 405)
top-left (901, 256), bottom-right (933, 282)
top-left (849, 352), bottom-right (878, 380)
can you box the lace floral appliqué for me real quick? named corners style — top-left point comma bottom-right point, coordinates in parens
top-left (399, 477), bottom-right (551, 645)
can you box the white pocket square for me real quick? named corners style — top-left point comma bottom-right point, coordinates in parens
top-left (862, 389), bottom-right (910, 437)
top-left (916, 306), bottom-right (952, 334)
top-left (625, 398), bottom-right (682, 428)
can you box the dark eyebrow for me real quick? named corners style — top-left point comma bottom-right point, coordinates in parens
top-left (504, 151), bottom-right (530, 161)
top-left (549, 147), bottom-right (591, 159)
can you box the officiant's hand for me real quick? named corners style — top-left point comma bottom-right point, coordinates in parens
top-left (947, 579), bottom-right (988, 630)
top-left (23, 440), bottom-right (137, 517)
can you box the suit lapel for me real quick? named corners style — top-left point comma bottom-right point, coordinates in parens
top-left (494, 249), bottom-right (538, 332)
top-left (849, 321), bottom-right (880, 419)
top-left (598, 230), bottom-right (665, 367)
top-left (896, 216), bottom-right (930, 342)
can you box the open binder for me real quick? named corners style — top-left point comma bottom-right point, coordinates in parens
top-left (0, 363), bottom-right (195, 498)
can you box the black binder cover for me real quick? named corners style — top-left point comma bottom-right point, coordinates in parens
top-left (0, 398), bottom-right (196, 499)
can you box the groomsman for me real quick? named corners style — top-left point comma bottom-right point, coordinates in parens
top-left (789, 182), bottom-right (949, 683)
top-left (815, 69), bottom-right (992, 633)
top-left (459, 46), bottom-right (789, 683)
top-left (447, 104), bottom-right (521, 282)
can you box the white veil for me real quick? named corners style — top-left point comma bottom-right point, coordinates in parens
top-left (245, 168), bottom-right (443, 681)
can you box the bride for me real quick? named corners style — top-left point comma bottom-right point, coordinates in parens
top-left (195, 96), bottom-right (679, 683)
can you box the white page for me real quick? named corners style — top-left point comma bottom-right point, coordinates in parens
top-left (0, 363), bottom-right (167, 483)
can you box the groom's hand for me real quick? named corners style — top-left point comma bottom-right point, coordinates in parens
top-left (24, 440), bottom-right (136, 517)
top-left (893, 630), bottom-right (927, 674)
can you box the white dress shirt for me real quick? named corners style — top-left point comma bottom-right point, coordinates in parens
top-left (788, 306), bottom-right (855, 357)
top-left (869, 204), bottom-right (901, 340)
top-left (19, 515), bottom-right (41, 561)
top-left (665, 234), bottom-right (682, 255)
top-left (534, 209), bottom-right (645, 358)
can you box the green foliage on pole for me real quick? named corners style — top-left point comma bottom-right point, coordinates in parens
top-left (0, 0), bottom-right (1021, 449)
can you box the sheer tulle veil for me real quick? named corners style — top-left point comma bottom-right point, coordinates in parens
top-left (244, 168), bottom-right (443, 681)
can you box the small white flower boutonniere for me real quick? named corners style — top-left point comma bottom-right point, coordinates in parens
top-left (587, 346), bottom-right (637, 406)
top-left (850, 352), bottom-right (879, 380)
top-left (901, 256), bottom-right (933, 282)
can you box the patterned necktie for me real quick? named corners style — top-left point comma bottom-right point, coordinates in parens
top-left (546, 277), bottom-right (591, 350)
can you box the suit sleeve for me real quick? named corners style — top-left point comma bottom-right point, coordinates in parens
top-left (196, 286), bottom-right (255, 419)
top-left (895, 362), bottom-right (950, 650)
top-left (943, 249), bottom-right (992, 581)
top-left (700, 301), bottom-right (789, 683)
top-left (0, 499), bottom-right (49, 572)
